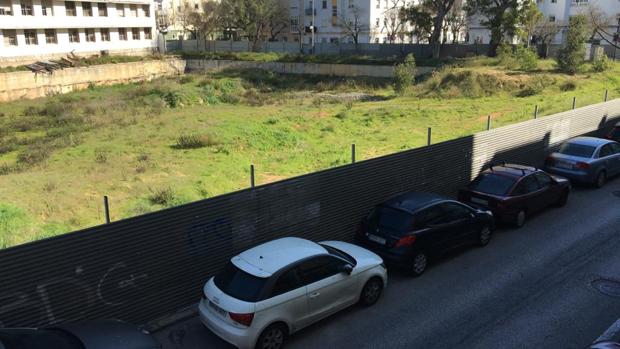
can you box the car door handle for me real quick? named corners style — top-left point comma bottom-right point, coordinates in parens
top-left (309, 292), bottom-right (320, 299)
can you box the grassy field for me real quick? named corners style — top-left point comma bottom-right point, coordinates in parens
top-left (1, 58), bottom-right (619, 248)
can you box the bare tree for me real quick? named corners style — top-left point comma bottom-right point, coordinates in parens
top-left (188, 0), bottom-right (220, 50)
top-left (376, 0), bottom-right (408, 43)
top-left (533, 19), bottom-right (561, 58)
top-left (445, 0), bottom-right (467, 43)
top-left (583, 4), bottom-right (620, 50)
top-left (339, 5), bottom-right (367, 47)
top-left (174, 1), bottom-right (198, 40)
top-left (268, 0), bottom-right (289, 41)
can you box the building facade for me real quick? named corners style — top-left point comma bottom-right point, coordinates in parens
top-left (0, 0), bottom-right (157, 65)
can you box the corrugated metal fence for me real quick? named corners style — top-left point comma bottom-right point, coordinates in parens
top-left (0, 99), bottom-right (618, 329)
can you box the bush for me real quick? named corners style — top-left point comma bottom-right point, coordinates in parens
top-left (16, 143), bottom-right (51, 167)
top-left (560, 80), bottom-right (577, 91)
top-left (592, 54), bottom-right (610, 72)
top-left (94, 148), bottom-right (108, 163)
top-left (148, 186), bottom-right (176, 206)
top-left (393, 53), bottom-right (416, 95)
top-left (515, 46), bottom-right (538, 71)
top-left (497, 43), bottom-right (516, 68)
top-left (175, 133), bottom-right (221, 149)
top-left (0, 163), bottom-right (11, 175)
top-left (179, 75), bottom-right (195, 84)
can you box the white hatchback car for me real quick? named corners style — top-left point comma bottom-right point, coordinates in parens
top-left (199, 237), bottom-right (387, 349)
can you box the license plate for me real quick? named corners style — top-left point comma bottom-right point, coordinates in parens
top-left (208, 300), bottom-right (227, 317)
top-left (367, 234), bottom-right (386, 245)
top-left (471, 197), bottom-right (488, 206)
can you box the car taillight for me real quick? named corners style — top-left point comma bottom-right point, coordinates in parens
top-left (394, 235), bottom-right (416, 248)
top-left (229, 312), bottom-right (254, 327)
top-left (545, 156), bottom-right (555, 166)
top-left (575, 162), bottom-right (590, 170)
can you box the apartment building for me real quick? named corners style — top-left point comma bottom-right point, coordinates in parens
top-left (468, 0), bottom-right (620, 45)
top-left (0, 0), bottom-right (157, 65)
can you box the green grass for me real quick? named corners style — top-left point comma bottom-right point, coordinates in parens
top-left (0, 58), bottom-right (619, 248)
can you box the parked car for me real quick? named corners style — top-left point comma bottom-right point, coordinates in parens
top-left (458, 164), bottom-right (570, 227)
top-left (606, 122), bottom-right (620, 142)
top-left (545, 137), bottom-right (620, 188)
top-left (0, 320), bottom-right (161, 349)
top-left (199, 237), bottom-right (387, 349)
top-left (589, 341), bottom-right (620, 349)
top-left (355, 191), bottom-right (494, 277)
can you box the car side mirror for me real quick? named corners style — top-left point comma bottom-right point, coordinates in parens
top-left (339, 264), bottom-right (353, 275)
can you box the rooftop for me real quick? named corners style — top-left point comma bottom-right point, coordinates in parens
top-left (381, 191), bottom-right (447, 214)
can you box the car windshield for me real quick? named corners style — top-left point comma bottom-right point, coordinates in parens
top-left (320, 244), bottom-right (357, 266)
top-left (558, 142), bottom-right (596, 158)
top-left (214, 262), bottom-right (268, 302)
top-left (368, 206), bottom-right (414, 233)
top-left (0, 329), bottom-right (83, 349)
top-left (468, 173), bottom-right (516, 196)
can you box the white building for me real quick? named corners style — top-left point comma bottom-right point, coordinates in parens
top-left (0, 0), bottom-right (157, 66)
top-left (468, 0), bottom-right (620, 45)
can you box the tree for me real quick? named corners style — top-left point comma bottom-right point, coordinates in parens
top-left (556, 14), bottom-right (589, 75)
top-left (174, 1), bottom-right (198, 40)
top-left (533, 19), bottom-right (561, 58)
top-left (218, 0), bottom-right (288, 50)
top-left (338, 5), bottom-right (367, 47)
top-left (375, 0), bottom-right (408, 44)
top-left (188, 1), bottom-right (220, 49)
top-left (393, 53), bottom-right (416, 94)
top-left (426, 0), bottom-right (457, 57)
top-left (519, 0), bottom-right (542, 47)
top-left (584, 4), bottom-right (620, 50)
top-left (403, 4), bottom-right (433, 43)
top-left (445, 0), bottom-right (467, 43)
top-left (267, 0), bottom-right (289, 41)
top-left (465, 0), bottom-right (522, 56)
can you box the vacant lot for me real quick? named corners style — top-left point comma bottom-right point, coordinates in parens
top-left (1, 58), bottom-right (619, 248)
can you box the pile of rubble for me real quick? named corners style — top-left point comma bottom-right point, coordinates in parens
top-left (25, 52), bottom-right (85, 74)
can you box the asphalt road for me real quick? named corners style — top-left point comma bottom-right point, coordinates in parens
top-left (154, 178), bottom-right (620, 349)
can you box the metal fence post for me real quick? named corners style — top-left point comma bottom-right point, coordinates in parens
top-left (351, 144), bottom-right (356, 163)
top-left (250, 164), bottom-right (255, 188)
top-left (572, 97), bottom-right (576, 110)
top-left (534, 105), bottom-right (538, 119)
top-left (605, 89), bottom-right (608, 102)
top-left (427, 127), bottom-right (432, 146)
top-left (103, 196), bottom-right (110, 224)
top-left (486, 115), bottom-right (491, 130)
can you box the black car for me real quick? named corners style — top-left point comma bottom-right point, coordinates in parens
top-left (0, 320), bottom-right (161, 349)
top-left (606, 122), bottom-right (620, 142)
top-left (355, 191), bottom-right (494, 277)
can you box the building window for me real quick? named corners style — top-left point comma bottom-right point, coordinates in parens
top-left (65, 1), bottom-right (76, 16)
top-left (375, 17), bottom-right (379, 26)
top-left (100, 28), bottom-right (110, 41)
top-left (331, 4), bottom-right (336, 16)
top-left (129, 4), bottom-right (137, 16)
top-left (348, 0), bottom-right (353, 8)
top-left (193, 3), bottom-right (197, 9)
top-left (118, 28), bottom-right (127, 40)
top-left (98, 2), bottom-right (107, 16)
top-left (142, 4), bottom-right (149, 16)
top-left (551, 0), bottom-right (556, 2)
top-left (41, 0), bottom-right (53, 15)
top-left (290, 15), bottom-right (298, 27)
top-left (0, 0), bottom-right (12, 15)
top-left (144, 27), bottom-right (151, 39)
top-left (24, 29), bottom-right (37, 45)
top-left (117, 3), bottom-right (124, 17)
top-left (20, 0), bottom-right (33, 15)
top-left (374, 37), bottom-right (379, 43)
top-left (376, 0), bottom-right (379, 8)
top-left (131, 27), bottom-right (139, 40)
top-left (322, 0), bottom-right (326, 8)
top-left (549, 15), bottom-right (555, 22)
top-left (45, 29), bottom-right (57, 43)
top-left (85, 28), bottom-right (95, 42)
top-left (69, 29), bottom-right (79, 42)
top-left (3, 29), bottom-right (17, 46)
top-left (82, 2), bottom-right (92, 16)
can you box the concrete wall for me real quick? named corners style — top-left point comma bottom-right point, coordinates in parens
top-left (0, 58), bottom-right (185, 102)
top-left (184, 59), bottom-right (434, 78)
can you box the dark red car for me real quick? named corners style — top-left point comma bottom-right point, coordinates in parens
top-left (606, 122), bottom-right (620, 142)
top-left (458, 164), bottom-right (571, 227)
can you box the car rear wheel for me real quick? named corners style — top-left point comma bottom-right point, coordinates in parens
top-left (256, 323), bottom-right (287, 349)
top-left (478, 225), bottom-right (492, 246)
top-left (555, 190), bottom-right (569, 207)
top-left (596, 171), bottom-right (606, 188)
top-left (410, 251), bottom-right (428, 277)
top-left (359, 277), bottom-right (383, 306)
top-left (514, 210), bottom-right (526, 228)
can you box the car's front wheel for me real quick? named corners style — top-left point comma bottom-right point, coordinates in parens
top-left (410, 251), bottom-right (428, 277)
top-left (478, 225), bottom-right (492, 246)
top-left (256, 323), bottom-right (287, 349)
top-left (514, 210), bottom-right (526, 228)
top-left (359, 277), bottom-right (383, 306)
top-left (555, 189), bottom-right (569, 207)
top-left (596, 171), bottom-right (606, 188)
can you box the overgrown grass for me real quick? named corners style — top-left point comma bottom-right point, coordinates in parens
top-left (1, 57), bottom-right (619, 248)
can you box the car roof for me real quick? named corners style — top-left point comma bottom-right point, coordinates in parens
top-left (380, 191), bottom-right (448, 214)
top-left (233, 237), bottom-right (327, 277)
top-left (482, 163), bottom-right (538, 179)
top-left (565, 136), bottom-right (613, 147)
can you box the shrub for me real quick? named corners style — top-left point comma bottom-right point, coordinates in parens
top-left (560, 80), bottom-right (577, 91)
top-left (179, 75), bottom-right (195, 84)
top-left (497, 43), bottom-right (516, 68)
top-left (0, 163), bottom-right (11, 175)
top-left (592, 54), bottom-right (610, 72)
top-left (16, 143), bottom-right (51, 167)
top-left (148, 186), bottom-right (176, 206)
top-left (94, 148), bottom-right (108, 163)
top-left (514, 46), bottom-right (538, 71)
top-left (393, 53), bottom-right (416, 95)
top-left (516, 76), bottom-right (553, 97)
top-left (175, 133), bottom-right (220, 149)
top-left (163, 91), bottom-right (182, 108)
